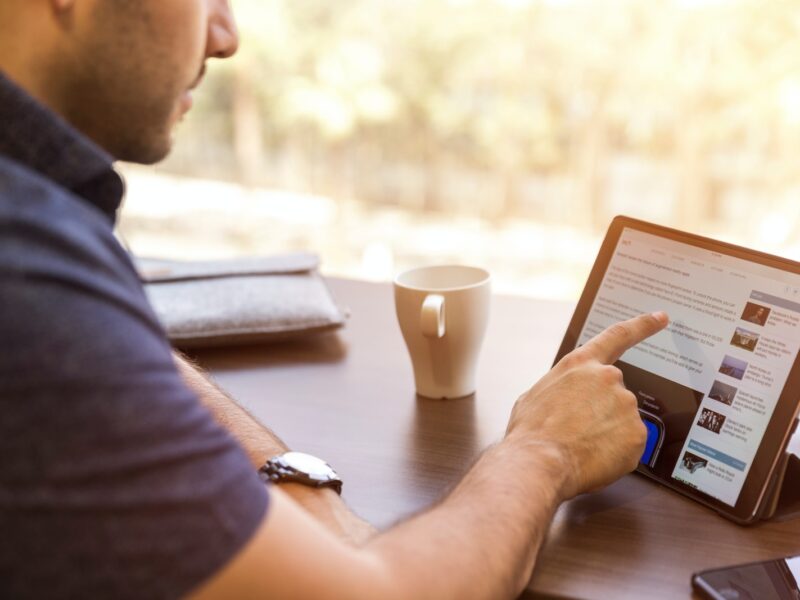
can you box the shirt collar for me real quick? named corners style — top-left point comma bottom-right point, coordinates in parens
top-left (0, 71), bottom-right (124, 224)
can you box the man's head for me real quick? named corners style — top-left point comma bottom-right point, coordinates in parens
top-left (0, 0), bottom-right (238, 164)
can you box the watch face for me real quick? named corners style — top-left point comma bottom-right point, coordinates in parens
top-left (282, 452), bottom-right (335, 478)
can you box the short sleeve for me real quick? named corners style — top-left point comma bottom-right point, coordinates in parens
top-left (0, 167), bottom-right (269, 599)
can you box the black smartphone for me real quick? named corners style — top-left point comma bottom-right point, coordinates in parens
top-left (693, 555), bottom-right (800, 599)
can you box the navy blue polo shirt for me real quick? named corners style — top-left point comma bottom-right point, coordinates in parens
top-left (0, 72), bottom-right (268, 598)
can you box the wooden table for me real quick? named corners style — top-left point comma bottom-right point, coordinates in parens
top-left (192, 278), bottom-right (800, 600)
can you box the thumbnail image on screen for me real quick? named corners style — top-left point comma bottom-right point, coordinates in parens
top-left (679, 451), bottom-right (708, 474)
top-left (741, 302), bottom-right (771, 326)
top-left (697, 408), bottom-right (726, 434)
top-left (719, 355), bottom-right (748, 380)
top-left (730, 327), bottom-right (760, 352)
top-left (708, 380), bottom-right (737, 406)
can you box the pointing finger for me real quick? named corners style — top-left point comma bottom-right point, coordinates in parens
top-left (581, 312), bottom-right (669, 365)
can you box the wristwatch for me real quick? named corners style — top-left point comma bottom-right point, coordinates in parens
top-left (258, 451), bottom-right (343, 494)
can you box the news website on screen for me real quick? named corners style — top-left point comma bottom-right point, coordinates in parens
top-left (577, 227), bottom-right (800, 506)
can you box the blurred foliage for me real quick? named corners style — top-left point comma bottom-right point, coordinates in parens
top-left (163, 0), bottom-right (800, 228)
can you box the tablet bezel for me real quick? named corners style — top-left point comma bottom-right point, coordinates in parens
top-left (554, 215), bottom-right (800, 524)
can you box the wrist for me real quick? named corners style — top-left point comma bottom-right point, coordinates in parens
top-left (280, 481), bottom-right (342, 507)
top-left (279, 483), bottom-right (376, 545)
top-left (278, 482), bottom-right (349, 524)
top-left (500, 433), bottom-right (574, 502)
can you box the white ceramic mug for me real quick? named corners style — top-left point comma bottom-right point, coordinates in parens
top-left (394, 265), bottom-right (491, 399)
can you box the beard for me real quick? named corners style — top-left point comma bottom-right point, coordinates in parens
top-left (65, 82), bottom-right (178, 164)
top-left (52, 2), bottom-right (203, 164)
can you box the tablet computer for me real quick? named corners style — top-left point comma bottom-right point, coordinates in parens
top-left (554, 216), bottom-right (800, 524)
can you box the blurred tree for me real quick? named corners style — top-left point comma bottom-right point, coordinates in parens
top-left (161, 0), bottom-right (800, 232)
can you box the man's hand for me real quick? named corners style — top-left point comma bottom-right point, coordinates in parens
top-left (506, 312), bottom-right (669, 499)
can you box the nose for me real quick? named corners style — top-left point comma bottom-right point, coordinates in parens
top-left (206, 0), bottom-right (239, 59)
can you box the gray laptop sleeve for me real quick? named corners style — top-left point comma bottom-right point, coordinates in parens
top-left (135, 253), bottom-right (347, 348)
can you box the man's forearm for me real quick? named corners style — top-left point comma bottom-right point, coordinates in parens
top-left (173, 352), bottom-right (287, 467)
top-left (368, 435), bottom-right (567, 599)
top-left (173, 352), bottom-right (376, 544)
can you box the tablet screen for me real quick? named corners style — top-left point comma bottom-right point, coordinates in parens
top-left (576, 226), bottom-right (800, 508)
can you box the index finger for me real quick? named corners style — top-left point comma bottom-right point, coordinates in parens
top-left (581, 312), bottom-right (669, 365)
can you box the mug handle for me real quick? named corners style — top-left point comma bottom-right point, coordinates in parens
top-left (420, 294), bottom-right (446, 338)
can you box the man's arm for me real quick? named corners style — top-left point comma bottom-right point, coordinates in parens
top-left (192, 312), bottom-right (668, 600)
top-left (173, 353), bottom-right (287, 466)
top-left (173, 352), bottom-right (376, 545)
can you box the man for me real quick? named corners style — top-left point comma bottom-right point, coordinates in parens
top-left (744, 306), bottom-right (768, 326)
top-left (0, 1), bottom-right (668, 598)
